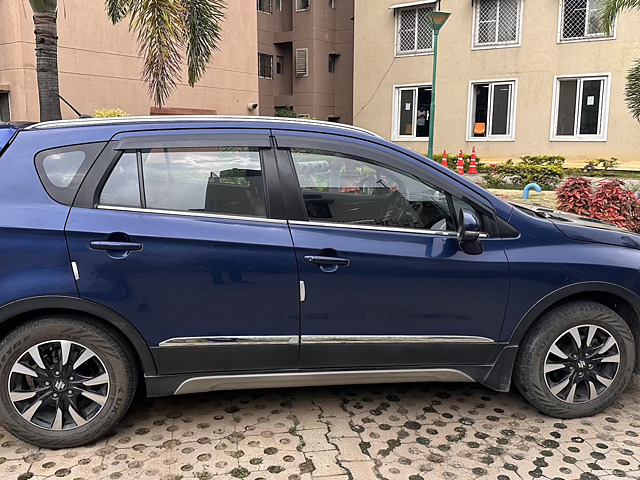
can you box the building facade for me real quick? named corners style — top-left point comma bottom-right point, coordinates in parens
top-left (257, 0), bottom-right (354, 123)
top-left (0, 0), bottom-right (260, 121)
top-left (353, 0), bottom-right (640, 167)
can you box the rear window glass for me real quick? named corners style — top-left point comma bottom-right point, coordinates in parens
top-left (35, 143), bottom-right (106, 205)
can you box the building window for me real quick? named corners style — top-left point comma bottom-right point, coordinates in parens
top-left (473, 0), bottom-right (522, 48)
top-left (396, 4), bottom-right (435, 56)
top-left (468, 80), bottom-right (516, 141)
top-left (258, 53), bottom-right (273, 79)
top-left (257, 0), bottom-right (272, 14)
top-left (296, 48), bottom-right (309, 77)
top-left (328, 54), bottom-right (338, 73)
top-left (0, 92), bottom-right (9, 122)
top-left (276, 0), bottom-right (282, 11)
top-left (552, 74), bottom-right (610, 140)
top-left (393, 85), bottom-right (432, 140)
top-left (560, 0), bottom-right (613, 42)
top-left (276, 56), bottom-right (284, 75)
top-left (329, 0), bottom-right (335, 8)
top-left (296, 0), bottom-right (309, 11)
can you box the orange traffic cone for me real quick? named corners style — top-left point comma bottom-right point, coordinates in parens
top-left (457, 150), bottom-right (464, 175)
top-left (442, 150), bottom-right (448, 168)
top-left (468, 147), bottom-right (478, 174)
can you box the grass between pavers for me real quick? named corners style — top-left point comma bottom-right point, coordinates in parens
top-left (487, 189), bottom-right (558, 209)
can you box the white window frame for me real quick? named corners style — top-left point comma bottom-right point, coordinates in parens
top-left (295, 48), bottom-right (309, 77)
top-left (394, 2), bottom-right (438, 58)
top-left (550, 73), bottom-right (611, 142)
top-left (391, 83), bottom-right (432, 142)
top-left (557, 0), bottom-right (617, 44)
top-left (257, 0), bottom-right (273, 14)
top-left (258, 53), bottom-right (274, 79)
top-left (466, 78), bottom-right (518, 142)
top-left (472, 0), bottom-right (523, 50)
top-left (296, 0), bottom-right (310, 12)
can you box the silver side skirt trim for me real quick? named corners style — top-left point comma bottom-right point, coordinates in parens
top-left (158, 336), bottom-right (298, 347)
top-left (301, 335), bottom-right (495, 344)
top-left (174, 368), bottom-right (475, 395)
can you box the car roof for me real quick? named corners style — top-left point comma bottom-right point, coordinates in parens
top-left (24, 115), bottom-right (382, 139)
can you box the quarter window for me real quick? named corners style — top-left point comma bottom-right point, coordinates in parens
top-left (553, 75), bottom-right (609, 140)
top-left (396, 5), bottom-right (435, 56)
top-left (100, 148), bottom-right (266, 217)
top-left (290, 148), bottom-right (455, 232)
top-left (474, 0), bottom-right (522, 48)
top-left (469, 80), bottom-right (516, 140)
top-left (394, 85), bottom-right (432, 140)
top-left (560, 0), bottom-right (613, 42)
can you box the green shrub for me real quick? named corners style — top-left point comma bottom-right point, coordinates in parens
top-left (520, 155), bottom-right (565, 167)
top-left (93, 108), bottom-right (129, 118)
top-left (483, 159), bottom-right (564, 190)
top-left (581, 157), bottom-right (619, 176)
top-left (274, 106), bottom-right (297, 118)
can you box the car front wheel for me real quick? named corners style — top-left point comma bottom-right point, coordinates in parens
top-left (515, 301), bottom-right (636, 418)
top-left (0, 315), bottom-right (136, 448)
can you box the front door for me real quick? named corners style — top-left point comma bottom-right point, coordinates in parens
top-left (66, 132), bottom-right (299, 375)
top-left (274, 133), bottom-right (510, 369)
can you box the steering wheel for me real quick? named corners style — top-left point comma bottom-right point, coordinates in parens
top-left (378, 190), bottom-right (424, 228)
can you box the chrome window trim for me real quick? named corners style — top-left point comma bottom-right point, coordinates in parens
top-left (97, 205), bottom-right (288, 225)
top-left (174, 368), bottom-right (475, 395)
top-left (159, 336), bottom-right (298, 348)
top-left (289, 220), bottom-right (489, 238)
top-left (301, 335), bottom-right (495, 344)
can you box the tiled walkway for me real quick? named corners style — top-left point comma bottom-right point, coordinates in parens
top-left (1, 376), bottom-right (640, 479)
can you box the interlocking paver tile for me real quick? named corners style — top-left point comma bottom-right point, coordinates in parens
top-left (2, 377), bottom-right (640, 479)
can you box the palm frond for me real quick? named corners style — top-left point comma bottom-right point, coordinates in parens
top-left (127, 0), bottom-right (187, 107)
top-left (181, 0), bottom-right (226, 86)
top-left (625, 58), bottom-right (640, 121)
top-left (105, 0), bottom-right (129, 23)
top-left (600, 0), bottom-right (640, 35)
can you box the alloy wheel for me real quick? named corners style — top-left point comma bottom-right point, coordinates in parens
top-left (8, 340), bottom-right (110, 430)
top-left (544, 324), bottom-right (620, 404)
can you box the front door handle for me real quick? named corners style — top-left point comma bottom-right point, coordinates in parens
top-left (90, 241), bottom-right (142, 252)
top-left (304, 255), bottom-right (350, 267)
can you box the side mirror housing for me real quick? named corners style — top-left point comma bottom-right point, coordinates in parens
top-left (457, 209), bottom-right (483, 255)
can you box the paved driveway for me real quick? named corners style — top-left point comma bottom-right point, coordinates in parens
top-left (1, 376), bottom-right (640, 480)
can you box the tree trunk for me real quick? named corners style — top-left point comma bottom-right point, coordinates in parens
top-left (33, 11), bottom-right (61, 121)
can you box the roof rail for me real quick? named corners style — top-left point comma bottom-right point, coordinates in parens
top-left (25, 115), bottom-right (382, 139)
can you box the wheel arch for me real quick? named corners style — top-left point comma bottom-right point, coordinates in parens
top-left (0, 296), bottom-right (156, 376)
top-left (510, 282), bottom-right (640, 371)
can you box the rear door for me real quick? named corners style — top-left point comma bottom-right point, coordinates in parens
top-left (273, 131), bottom-right (510, 369)
top-left (65, 130), bottom-right (300, 375)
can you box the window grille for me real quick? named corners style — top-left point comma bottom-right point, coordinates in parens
top-left (561, 0), bottom-right (612, 41)
top-left (397, 5), bottom-right (434, 55)
top-left (475, 0), bottom-right (522, 47)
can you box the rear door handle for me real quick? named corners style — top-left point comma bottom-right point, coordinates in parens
top-left (90, 241), bottom-right (142, 251)
top-left (304, 255), bottom-right (350, 267)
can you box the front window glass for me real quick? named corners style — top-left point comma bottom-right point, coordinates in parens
top-left (470, 81), bottom-right (515, 140)
top-left (554, 76), bottom-right (607, 138)
top-left (395, 86), bottom-right (431, 139)
top-left (290, 149), bottom-right (454, 231)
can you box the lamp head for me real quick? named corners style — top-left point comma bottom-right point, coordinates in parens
top-left (426, 10), bottom-right (451, 33)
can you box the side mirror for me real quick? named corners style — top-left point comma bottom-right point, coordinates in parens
top-left (457, 208), bottom-right (483, 255)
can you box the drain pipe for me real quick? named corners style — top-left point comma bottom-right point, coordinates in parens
top-left (523, 183), bottom-right (542, 199)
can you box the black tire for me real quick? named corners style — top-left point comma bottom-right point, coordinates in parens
top-left (514, 301), bottom-right (636, 418)
top-left (0, 315), bottom-right (137, 448)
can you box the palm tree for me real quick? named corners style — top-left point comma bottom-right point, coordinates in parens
top-left (601, 0), bottom-right (640, 120)
top-left (29, 0), bottom-right (62, 121)
top-left (28, 0), bottom-right (225, 122)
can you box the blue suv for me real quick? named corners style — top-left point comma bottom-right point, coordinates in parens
top-left (0, 116), bottom-right (636, 448)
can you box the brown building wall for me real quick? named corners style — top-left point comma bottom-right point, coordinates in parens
top-left (0, 0), bottom-right (259, 121)
top-left (258, 0), bottom-right (354, 124)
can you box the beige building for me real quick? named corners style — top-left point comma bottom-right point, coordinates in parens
top-left (353, 0), bottom-right (640, 168)
top-left (257, 0), bottom-right (354, 123)
top-left (0, 0), bottom-right (260, 121)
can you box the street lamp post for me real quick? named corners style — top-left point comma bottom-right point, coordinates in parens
top-left (425, 10), bottom-right (451, 160)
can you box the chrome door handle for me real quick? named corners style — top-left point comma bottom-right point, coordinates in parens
top-left (90, 241), bottom-right (142, 251)
top-left (304, 255), bottom-right (350, 267)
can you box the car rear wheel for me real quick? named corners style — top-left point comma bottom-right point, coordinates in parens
top-left (515, 301), bottom-right (636, 418)
top-left (0, 315), bottom-right (136, 448)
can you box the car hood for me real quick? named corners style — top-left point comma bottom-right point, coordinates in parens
top-left (508, 200), bottom-right (640, 250)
